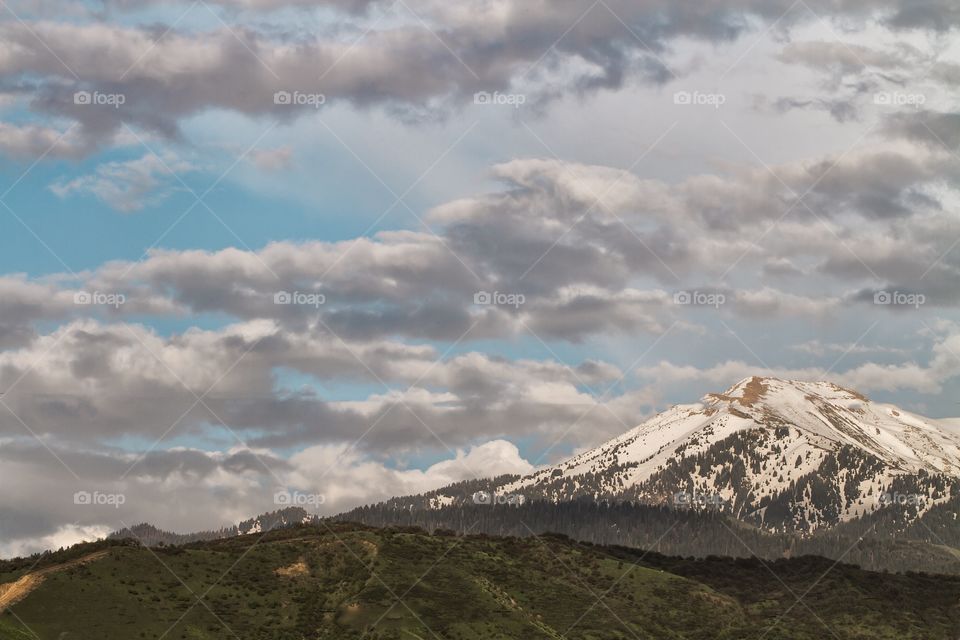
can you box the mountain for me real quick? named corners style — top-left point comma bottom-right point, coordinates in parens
top-left (338, 377), bottom-right (960, 574)
top-left (3, 523), bottom-right (960, 639)
top-left (99, 378), bottom-right (960, 575)
top-left (109, 507), bottom-right (315, 546)
top-left (384, 377), bottom-right (960, 533)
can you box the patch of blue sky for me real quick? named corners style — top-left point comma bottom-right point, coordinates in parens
top-left (271, 366), bottom-right (385, 402)
top-left (103, 421), bottom-right (239, 454)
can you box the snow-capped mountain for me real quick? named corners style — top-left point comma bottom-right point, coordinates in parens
top-left (441, 377), bottom-right (960, 533)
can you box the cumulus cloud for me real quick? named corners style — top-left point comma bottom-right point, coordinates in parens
top-left (0, 318), bottom-right (652, 453)
top-left (0, 0), bottom-right (957, 154)
top-left (3, 140), bottom-right (958, 347)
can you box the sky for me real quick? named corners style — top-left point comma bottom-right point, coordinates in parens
top-left (2, 0), bottom-right (960, 557)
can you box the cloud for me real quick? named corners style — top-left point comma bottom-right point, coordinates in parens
top-left (883, 0), bottom-right (960, 31)
top-left (883, 110), bottom-right (960, 150)
top-left (768, 96), bottom-right (861, 122)
top-left (103, 0), bottom-right (377, 11)
top-left (0, 276), bottom-right (78, 348)
top-left (789, 339), bottom-right (908, 358)
top-left (286, 438), bottom-right (534, 509)
top-left (0, 318), bottom-right (650, 453)
top-left (49, 153), bottom-right (196, 212)
top-left (1, 141), bottom-right (956, 347)
top-left (769, 39), bottom-right (942, 122)
top-left (0, 437), bottom-right (534, 558)
top-left (2, 0), bottom-right (958, 154)
top-left (0, 523), bottom-right (113, 559)
top-left (249, 146), bottom-right (293, 171)
top-left (635, 325), bottom-right (960, 395)
top-left (777, 41), bottom-right (923, 75)
top-left (0, 122), bottom-right (97, 159)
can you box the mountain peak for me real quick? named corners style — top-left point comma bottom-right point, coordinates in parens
top-left (707, 376), bottom-right (868, 409)
top-left (489, 377), bottom-right (960, 533)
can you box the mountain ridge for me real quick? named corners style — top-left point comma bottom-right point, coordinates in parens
top-left (7, 523), bottom-right (960, 639)
top-left (396, 377), bottom-right (960, 535)
top-left (93, 378), bottom-right (960, 574)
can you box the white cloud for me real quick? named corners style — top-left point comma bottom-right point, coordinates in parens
top-left (50, 153), bottom-right (195, 212)
top-left (249, 146), bottom-right (293, 171)
top-left (0, 523), bottom-right (113, 559)
top-left (0, 439), bottom-right (534, 558)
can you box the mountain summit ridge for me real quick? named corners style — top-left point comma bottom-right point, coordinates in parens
top-left (700, 376), bottom-right (960, 475)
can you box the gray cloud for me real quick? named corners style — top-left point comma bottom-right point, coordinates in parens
top-left (0, 142), bottom-right (953, 347)
top-left (0, 0), bottom-right (957, 155)
top-left (884, 110), bottom-right (960, 149)
top-left (777, 41), bottom-right (924, 76)
top-left (883, 0), bottom-right (960, 31)
top-left (0, 435), bottom-right (536, 557)
top-left (0, 319), bottom-right (655, 454)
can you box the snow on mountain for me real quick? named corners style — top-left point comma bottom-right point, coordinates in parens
top-left (483, 377), bottom-right (960, 533)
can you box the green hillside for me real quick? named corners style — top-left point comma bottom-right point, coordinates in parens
top-left (2, 523), bottom-right (959, 639)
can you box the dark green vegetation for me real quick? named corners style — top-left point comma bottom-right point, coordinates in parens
top-left (3, 523), bottom-right (960, 639)
top-left (342, 498), bottom-right (960, 575)
top-left (340, 472), bottom-right (960, 575)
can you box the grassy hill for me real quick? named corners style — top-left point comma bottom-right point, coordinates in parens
top-left (2, 523), bottom-right (960, 639)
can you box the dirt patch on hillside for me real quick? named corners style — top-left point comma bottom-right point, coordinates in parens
top-left (275, 559), bottom-right (310, 578)
top-left (708, 377), bottom-right (769, 407)
top-left (0, 550), bottom-right (109, 611)
top-left (0, 574), bottom-right (44, 610)
top-left (738, 377), bottom-right (769, 406)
